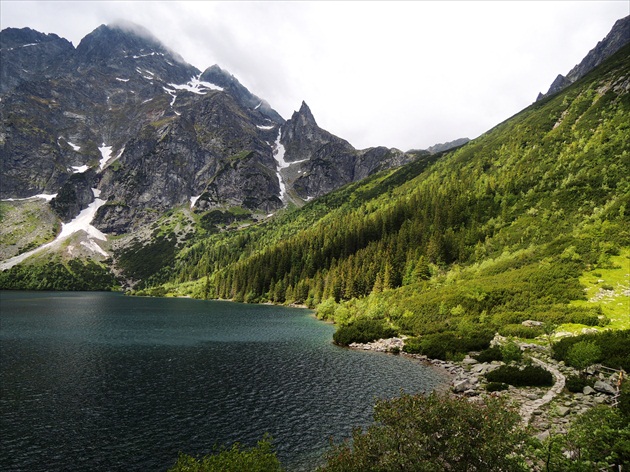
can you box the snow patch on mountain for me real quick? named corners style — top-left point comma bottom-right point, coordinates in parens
top-left (98, 144), bottom-right (113, 170)
top-left (168, 74), bottom-right (223, 95)
top-left (0, 189), bottom-right (108, 270)
top-left (1, 194), bottom-right (58, 202)
top-left (71, 165), bottom-right (89, 174)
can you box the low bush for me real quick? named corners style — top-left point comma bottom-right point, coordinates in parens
top-left (552, 330), bottom-right (630, 371)
top-left (474, 346), bottom-right (503, 363)
top-left (498, 324), bottom-right (543, 339)
top-left (402, 337), bottom-right (422, 354)
top-left (486, 382), bottom-right (509, 392)
top-left (501, 341), bottom-right (523, 363)
top-left (402, 330), bottom-right (494, 361)
top-left (486, 365), bottom-right (553, 387)
top-left (565, 375), bottom-right (595, 393)
top-left (619, 382), bottom-right (630, 418)
top-left (168, 435), bottom-right (282, 472)
top-left (333, 319), bottom-right (396, 346)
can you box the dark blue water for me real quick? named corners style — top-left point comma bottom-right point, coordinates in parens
top-left (0, 291), bottom-right (447, 471)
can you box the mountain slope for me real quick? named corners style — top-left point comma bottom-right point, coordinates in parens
top-left (145, 43), bottom-right (629, 342)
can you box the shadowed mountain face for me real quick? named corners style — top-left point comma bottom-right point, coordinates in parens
top-left (0, 23), bottom-right (415, 234)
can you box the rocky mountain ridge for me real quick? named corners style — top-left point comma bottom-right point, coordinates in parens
top-left (0, 22), bottom-right (421, 272)
top-left (537, 15), bottom-right (629, 100)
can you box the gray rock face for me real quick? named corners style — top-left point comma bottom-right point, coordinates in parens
top-left (50, 170), bottom-right (98, 222)
top-left (200, 65), bottom-right (284, 125)
top-left (426, 138), bottom-right (470, 154)
top-left (282, 102), bottom-right (416, 200)
top-left (1, 22), bottom-right (422, 237)
top-left (0, 28), bottom-right (74, 94)
top-left (593, 380), bottom-right (616, 395)
top-left (545, 74), bottom-right (573, 97)
top-left (538, 15), bottom-right (630, 100)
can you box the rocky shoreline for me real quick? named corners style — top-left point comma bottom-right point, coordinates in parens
top-left (348, 336), bottom-right (621, 440)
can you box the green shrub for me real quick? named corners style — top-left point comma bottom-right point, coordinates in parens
top-left (486, 365), bottom-right (553, 387)
top-left (319, 392), bottom-right (529, 471)
top-left (168, 435), bottom-right (282, 472)
top-left (619, 382), bottom-right (630, 418)
top-left (486, 382), bottom-right (509, 392)
top-left (552, 330), bottom-right (630, 371)
top-left (498, 324), bottom-right (543, 339)
top-left (566, 341), bottom-right (602, 371)
top-left (474, 346), bottom-right (503, 363)
top-left (500, 341), bottom-right (523, 363)
top-left (565, 375), bottom-right (594, 393)
top-left (474, 346), bottom-right (503, 362)
top-left (402, 337), bottom-right (422, 354)
top-left (401, 331), bottom-right (493, 361)
top-left (333, 319), bottom-right (396, 346)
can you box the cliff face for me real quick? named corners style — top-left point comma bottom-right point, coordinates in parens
top-left (280, 102), bottom-right (415, 200)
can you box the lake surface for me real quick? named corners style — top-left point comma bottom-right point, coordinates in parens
top-left (0, 291), bottom-right (448, 471)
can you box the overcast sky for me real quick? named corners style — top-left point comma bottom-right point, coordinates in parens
top-left (1, 1), bottom-right (627, 150)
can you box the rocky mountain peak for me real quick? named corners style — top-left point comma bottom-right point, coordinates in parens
top-left (75, 22), bottom-right (184, 66)
top-left (0, 27), bottom-right (74, 94)
top-left (294, 101), bottom-right (317, 125)
top-left (200, 64), bottom-right (284, 123)
top-left (0, 27), bottom-right (70, 49)
top-left (566, 16), bottom-right (630, 83)
top-left (538, 15), bottom-right (629, 100)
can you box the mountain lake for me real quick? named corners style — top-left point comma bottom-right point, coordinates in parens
top-left (0, 291), bottom-right (448, 471)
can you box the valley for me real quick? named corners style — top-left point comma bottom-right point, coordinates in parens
top-left (1, 14), bottom-right (629, 471)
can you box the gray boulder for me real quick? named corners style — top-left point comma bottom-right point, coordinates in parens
top-left (594, 380), bottom-right (616, 395)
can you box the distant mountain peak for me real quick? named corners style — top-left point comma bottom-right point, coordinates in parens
top-left (107, 20), bottom-right (159, 42)
top-left (537, 15), bottom-right (629, 100)
top-left (290, 100), bottom-right (317, 126)
top-left (0, 27), bottom-right (69, 48)
top-left (426, 138), bottom-right (470, 154)
top-left (75, 22), bottom-right (186, 65)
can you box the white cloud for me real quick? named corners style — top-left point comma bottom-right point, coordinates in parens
top-left (1, 1), bottom-right (627, 150)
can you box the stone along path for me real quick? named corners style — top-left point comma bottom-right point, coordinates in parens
top-left (520, 356), bottom-right (566, 425)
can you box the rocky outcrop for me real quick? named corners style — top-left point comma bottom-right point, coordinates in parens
top-left (426, 138), bottom-right (470, 154)
top-left (50, 170), bottom-right (98, 222)
top-left (283, 102), bottom-right (417, 200)
top-left (0, 28), bottom-right (74, 94)
top-left (538, 15), bottom-right (629, 100)
top-left (349, 337), bottom-right (405, 352)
